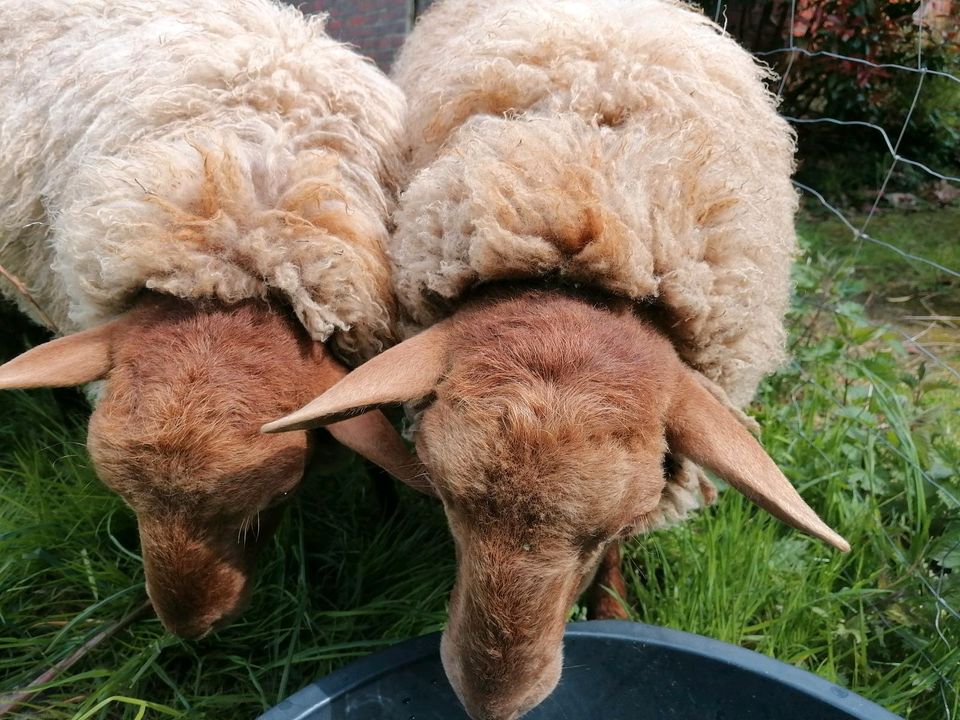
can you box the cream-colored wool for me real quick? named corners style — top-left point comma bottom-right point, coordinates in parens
top-left (0, 0), bottom-right (404, 363)
top-left (391, 0), bottom-right (798, 407)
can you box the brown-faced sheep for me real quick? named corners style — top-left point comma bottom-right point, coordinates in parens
top-left (0, 0), bottom-right (424, 639)
top-left (264, 1), bottom-right (849, 718)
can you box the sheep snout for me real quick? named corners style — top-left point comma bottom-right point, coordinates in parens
top-left (138, 513), bottom-right (268, 640)
top-left (440, 563), bottom-right (568, 720)
top-left (441, 627), bottom-right (563, 720)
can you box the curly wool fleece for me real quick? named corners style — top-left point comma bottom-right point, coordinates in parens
top-left (390, 0), bottom-right (798, 407)
top-left (0, 0), bottom-right (404, 363)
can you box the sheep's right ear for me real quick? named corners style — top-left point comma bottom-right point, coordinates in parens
top-left (261, 322), bottom-right (452, 434)
top-left (0, 318), bottom-right (130, 389)
top-left (665, 367), bottom-right (850, 553)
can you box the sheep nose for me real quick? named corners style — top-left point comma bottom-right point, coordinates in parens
top-left (165, 620), bottom-right (211, 640)
top-left (440, 625), bottom-right (565, 719)
top-left (464, 708), bottom-right (520, 720)
top-left (461, 694), bottom-right (544, 720)
top-left (147, 580), bottom-right (246, 640)
top-left (448, 657), bottom-right (561, 720)
top-left (158, 607), bottom-right (229, 640)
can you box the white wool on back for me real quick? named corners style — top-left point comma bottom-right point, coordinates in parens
top-left (391, 0), bottom-right (798, 406)
top-left (0, 0), bottom-right (404, 363)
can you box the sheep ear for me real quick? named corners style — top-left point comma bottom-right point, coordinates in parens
top-left (274, 345), bottom-right (435, 495)
top-left (665, 368), bottom-right (850, 552)
top-left (326, 411), bottom-right (435, 496)
top-left (262, 322), bottom-right (452, 434)
top-left (0, 319), bottom-right (129, 389)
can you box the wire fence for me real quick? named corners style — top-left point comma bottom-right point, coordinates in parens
top-left (704, 1), bottom-right (958, 716)
top-left (708, 1), bottom-right (958, 253)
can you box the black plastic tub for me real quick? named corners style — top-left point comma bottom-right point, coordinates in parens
top-left (258, 620), bottom-right (901, 720)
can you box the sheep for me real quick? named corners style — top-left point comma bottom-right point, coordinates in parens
top-left (263, 0), bottom-right (850, 718)
top-left (0, 0), bottom-right (426, 640)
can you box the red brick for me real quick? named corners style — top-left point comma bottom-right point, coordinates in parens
top-left (285, 0), bottom-right (414, 70)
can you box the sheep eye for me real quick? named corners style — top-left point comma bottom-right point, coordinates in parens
top-left (620, 509), bottom-right (656, 538)
top-left (576, 530), bottom-right (607, 555)
top-left (266, 490), bottom-right (291, 509)
top-left (662, 451), bottom-right (681, 480)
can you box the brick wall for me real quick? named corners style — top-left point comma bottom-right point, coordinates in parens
top-left (292, 0), bottom-right (425, 71)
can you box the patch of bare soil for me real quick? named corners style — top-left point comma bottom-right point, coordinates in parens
top-left (865, 291), bottom-right (960, 375)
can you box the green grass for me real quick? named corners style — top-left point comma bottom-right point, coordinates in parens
top-left (1, 209), bottom-right (958, 719)
top-left (797, 201), bottom-right (960, 439)
top-left (797, 206), bottom-right (960, 306)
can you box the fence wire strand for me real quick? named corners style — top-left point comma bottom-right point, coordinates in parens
top-left (755, 47), bottom-right (960, 84)
top-left (712, 1), bottom-right (959, 715)
top-left (746, 0), bottom-right (959, 401)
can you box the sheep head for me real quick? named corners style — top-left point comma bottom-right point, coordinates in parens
top-left (264, 288), bottom-right (848, 720)
top-left (0, 293), bottom-right (423, 639)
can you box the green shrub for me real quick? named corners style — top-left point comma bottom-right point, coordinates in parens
top-left (699, 0), bottom-right (960, 191)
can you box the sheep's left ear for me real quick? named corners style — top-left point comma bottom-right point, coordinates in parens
top-left (261, 322), bottom-right (452, 433)
top-left (0, 318), bottom-right (132, 389)
top-left (326, 411), bottom-right (434, 495)
top-left (265, 323), bottom-right (452, 496)
top-left (665, 367), bottom-right (850, 552)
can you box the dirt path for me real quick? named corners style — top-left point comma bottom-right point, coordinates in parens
top-left (866, 293), bottom-right (960, 376)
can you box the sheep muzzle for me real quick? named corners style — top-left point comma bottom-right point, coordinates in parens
top-left (136, 511), bottom-right (280, 639)
top-left (440, 544), bottom-right (572, 720)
